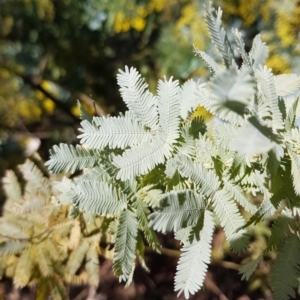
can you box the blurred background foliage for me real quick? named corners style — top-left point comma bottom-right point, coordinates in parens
top-left (0, 0), bottom-right (300, 298)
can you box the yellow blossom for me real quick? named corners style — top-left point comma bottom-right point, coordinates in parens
top-left (266, 54), bottom-right (291, 74)
top-left (43, 98), bottom-right (56, 113)
top-left (131, 17), bottom-right (146, 31)
top-left (71, 106), bottom-right (81, 117)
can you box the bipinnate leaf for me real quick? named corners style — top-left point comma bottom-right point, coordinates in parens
top-left (177, 155), bottom-right (220, 197)
top-left (54, 176), bottom-right (73, 205)
top-left (232, 28), bottom-right (252, 70)
top-left (285, 98), bottom-right (299, 131)
top-left (78, 112), bottom-right (153, 150)
top-left (174, 210), bottom-right (214, 299)
top-left (265, 215), bottom-right (294, 253)
top-left (212, 189), bottom-right (248, 254)
top-left (288, 147), bottom-right (300, 195)
top-left (133, 198), bottom-right (161, 252)
top-left (157, 76), bottom-right (181, 143)
top-left (0, 240), bottom-right (27, 255)
top-left (270, 235), bottom-right (300, 300)
top-left (255, 65), bottom-right (284, 132)
top-left (14, 247), bottom-right (33, 287)
top-left (180, 79), bottom-right (202, 119)
top-left (113, 209), bottom-right (138, 282)
top-left (34, 244), bottom-right (53, 277)
top-left (223, 180), bottom-right (257, 214)
top-left (73, 181), bottom-right (127, 215)
top-left (85, 243), bottom-right (100, 286)
top-left (149, 190), bottom-right (204, 233)
top-left (210, 67), bottom-right (255, 106)
top-left (205, 4), bottom-right (234, 68)
top-left (46, 143), bottom-right (100, 174)
top-left (274, 74), bottom-right (300, 97)
top-left (230, 121), bottom-right (275, 156)
top-left (142, 187), bottom-right (163, 208)
top-left (20, 160), bottom-right (50, 198)
top-left (48, 276), bottom-right (67, 300)
top-left (66, 239), bottom-right (90, 275)
top-left (249, 34), bottom-right (269, 70)
top-left (193, 45), bottom-right (221, 75)
top-left (199, 68), bottom-right (255, 125)
top-left (213, 122), bottom-right (239, 149)
top-left (117, 66), bottom-right (158, 130)
top-left (239, 254), bottom-right (263, 281)
top-left (113, 135), bottom-right (173, 181)
top-left (2, 170), bottom-right (22, 210)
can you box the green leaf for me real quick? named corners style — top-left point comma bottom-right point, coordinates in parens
top-left (77, 100), bottom-right (93, 122)
top-left (285, 97), bottom-right (299, 131)
top-left (239, 254), bottom-right (263, 281)
top-left (189, 116), bottom-right (207, 138)
top-left (0, 239), bottom-right (29, 256)
top-left (230, 120), bottom-right (275, 156)
top-left (133, 198), bottom-right (161, 252)
top-left (270, 234), bottom-right (300, 300)
top-left (265, 215), bottom-right (294, 253)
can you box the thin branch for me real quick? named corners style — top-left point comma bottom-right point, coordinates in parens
top-left (76, 92), bottom-right (106, 116)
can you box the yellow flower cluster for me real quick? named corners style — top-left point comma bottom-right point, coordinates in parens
top-left (113, 0), bottom-right (166, 33)
top-left (38, 81), bottom-right (56, 113)
top-left (218, 0), bottom-right (272, 26)
top-left (18, 100), bottom-right (42, 121)
top-left (266, 54), bottom-right (291, 74)
top-left (220, 0), bottom-right (300, 73)
top-left (174, 2), bottom-right (208, 50)
top-left (114, 11), bottom-right (146, 32)
top-left (18, 80), bottom-right (56, 122)
top-left (274, 3), bottom-right (300, 49)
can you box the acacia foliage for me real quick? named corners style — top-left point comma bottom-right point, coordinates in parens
top-left (45, 4), bottom-right (300, 299)
top-left (3, 3), bottom-right (300, 300)
top-left (1, 159), bottom-right (114, 299)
